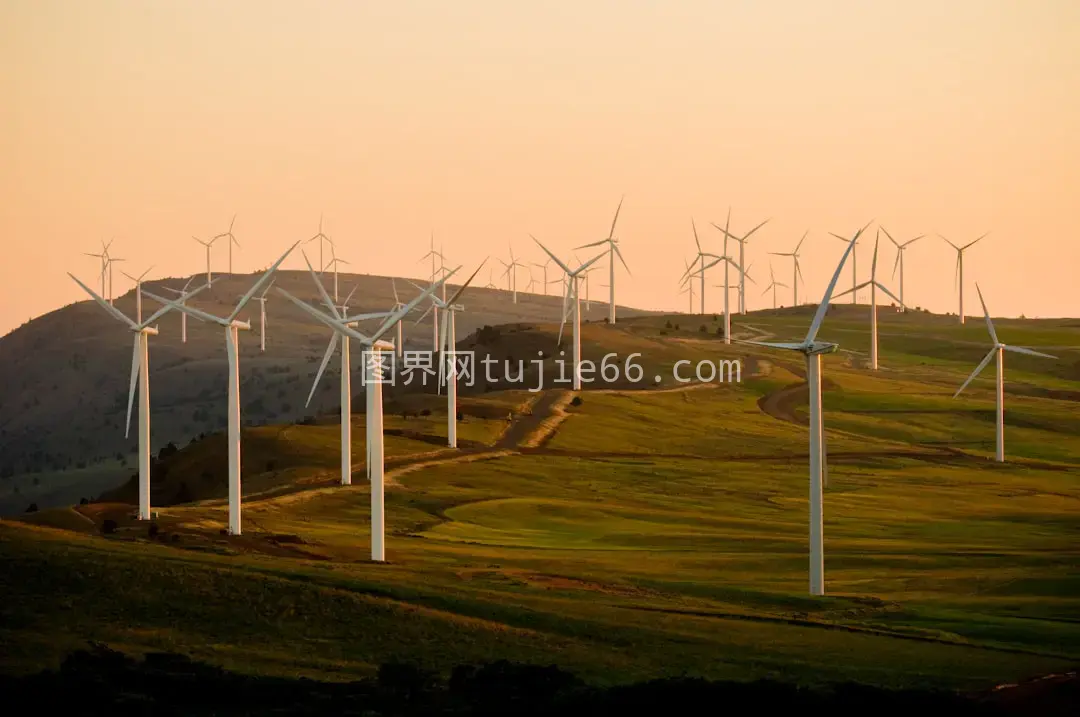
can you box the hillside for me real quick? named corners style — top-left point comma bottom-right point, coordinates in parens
top-left (0, 270), bottom-right (654, 511)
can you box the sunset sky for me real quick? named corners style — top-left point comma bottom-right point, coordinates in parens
top-left (2, 0), bottom-right (1077, 336)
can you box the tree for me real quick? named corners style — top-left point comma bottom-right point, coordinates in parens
top-left (25, 503), bottom-right (38, 513)
top-left (570, 396), bottom-right (583, 407)
top-left (102, 519), bottom-right (117, 535)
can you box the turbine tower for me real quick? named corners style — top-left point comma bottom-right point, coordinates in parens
top-left (306, 214), bottom-right (334, 275)
top-left (325, 246), bottom-right (350, 304)
top-left (681, 219), bottom-right (722, 314)
top-left (84, 240), bottom-right (112, 297)
top-left (679, 257), bottom-right (696, 313)
top-left (576, 196), bottom-right (630, 324)
top-left (769, 231), bottom-right (808, 307)
top-left (713, 212), bottom-right (769, 315)
top-left (739, 220), bottom-right (870, 596)
top-left (389, 278), bottom-right (408, 359)
top-left (532, 258), bottom-right (553, 296)
top-left (161, 277), bottom-right (198, 343)
top-left (104, 252), bottom-right (124, 305)
top-left (418, 234), bottom-right (445, 349)
top-left (708, 209), bottom-right (746, 344)
top-left (953, 284), bottom-right (1056, 462)
top-left (214, 215), bottom-right (241, 274)
top-left (193, 235), bottom-right (217, 284)
top-left (831, 231), bottom-right (904, 370)
top-left (68, 274), bottom-right (211, 520)
top-left (940, 233), bottom-right (988, 324)
top-left (121, 265), bottom-right (154, 323)
top-left (278, 272), bottom-right (455, 561)
top-left (414, 262), bottom-right (487, 447)
top-left (254, 280), bottom-right (274, 352)
top-left (144, 243), bottom-right (298, 535)
top-left (828, 230), bottom-right (862, 304)
top-left (880, 227), bottom-right (923, 313)
top-left (532, 237), bottom-right (605, 390)
top-left (500, 244), bottom-right (526, 304)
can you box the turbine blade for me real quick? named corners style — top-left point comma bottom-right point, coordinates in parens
top-left (531, 235), bottom-right (573, 275)
top-left (142, 289), bottom-right (228, 326)
top-left (613, 243), bottom-right (631, 275)
top-left (963, 232), bottom-right (989, 250)
top-left (307, 333), bottom-right (340, 407)
top-left (741, 218), bottom-right (770, 242)
top-left (371, 267), bottom-right (459, 342)
top-left (607, 195), bottom-right (624, 239)
top-left (125, 335), bottom-right (139, 439)
top-left (880, 226), bottom-right (899, 248)
top-left (391, 278), bottom-right (400, 304)
top-left (342, 283), bottom-right (359, 308)
top-left (692, 218), bottom-right (702, 254)
top-left (891, 252), bottom-right (901, 280)
top-left (414, 301), bottom-right (435, 326)
top-left (301, 250), bottom-right (342, 320)
top-left (140, 278), bottom-right (214, 328)
top-left (576, 239), bottom-right (609, 249)
top-left (874, 281), bottom-right (904, 308)
top-left (1003, 346), bottom-right (1057, 359)
top-left (574, 249), bottom-right (608, 275)
top-left (445, 258), bottom-right (487, 306)
top-left (953, 348), bottom-right (997, 398)
top-left (737, 340), bottom-right (806, 350)
top-left (871, 233), bottom-right (880, 279)
top-left (230, 241), bottom-right (300, 322)
top-left (276, 288), bottom-right (373, 344)
top-left (806, 221), bottom-right (869, 344)
top-left (975, 283), bottom-right (998, 344)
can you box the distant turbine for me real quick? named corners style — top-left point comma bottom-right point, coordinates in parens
top-left (679, 256), bottom-right (696, 313)
top-left (214, 215), bottom-right (241, 274)
top-left (499, 244), bottom-right (526, 304)
top-left (532, 237), bottom-right (606, 390)
top-left (254, 280), bottom-right (275, 352)
top-left (831, 231), bottom-right (904, 370)
top-left (144, 243), bottom-right (299, 535)
top-left (713, 211), bottom-right (770, 315)
top-left (576, 196), bottom-right (630, 324)
top-left (769, 231), bottom-right (809, 307)
top-left (104, 251), bottom-right (124, 306)
top-left (532, 258), bottom-right (553, 296)
top-left (762, 263), bottom-right (788, 310)
top-left (680, 219), bottom-right (720, 314)
top-left (193, 235), bottom-right (218, 284)
top-left (414, 261), bottom-right (487, 447)
top-left (880, 227), bottom-right (924, 313)
top-left (828, 230), bottom-right (862, 303)
top-left (325, 246), bottom-right (350, 304)
top-left (162, 277), bottom-right (199, 343)
top-left (739, 220), bottom-right (871, 596)
top-left (940, 233), bottom-right (989, 324)
top-left (954, 285), bottom-right (1056, 462)
top-left (84, 240), bottom-right (111, 297)
top-left (389, 278), bottom-right (407, 359)
top-left (121, 265), bottom-right (154, 324)
top-left (68, 273), bottom-right (212, 520)
top-left (708, 209), bottom-right (747, 344)
top-left (278, 270), bottom-right (455, 561)
top-left (418, 233), bottom-right (445, 350)
top-left (305, 214), bottom-right (334, 275)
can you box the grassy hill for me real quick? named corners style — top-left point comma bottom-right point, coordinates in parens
top-left (2, 305), bottom-right (1079, 695)
top-left (0, 270), bottom-right (654, 510)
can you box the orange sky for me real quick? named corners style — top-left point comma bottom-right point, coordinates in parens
top-left (2, 0), bottom-right (1077, 336)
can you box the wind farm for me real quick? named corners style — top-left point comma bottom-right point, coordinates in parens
top-left (3, 3), bottom-right (1079, 714)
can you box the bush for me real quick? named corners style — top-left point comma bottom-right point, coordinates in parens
top-left (570, 396), bottom-right (583, 407)
top-left (456, 411), bottom-right (464, 421)
top-left (265, 460), bottom-right (276, 472)
top-left (102, 519), bottom-right (117, 535)
top-left (158, 442), bottom-right (178, 460)
top-left (716, 326), bottom-right (724, 336)
top-left (79, 497), bottom-right (89, 505)
top-left (699, 325), bottom-right (707, 333)
top-left (665, 320), bottom-right (673, 329)
top-left (25, 503), bottom-right (38, 513)
top-left (420, 409), bottom-right (431, 417)
top-left (148, 522), bottom-right (160, 538)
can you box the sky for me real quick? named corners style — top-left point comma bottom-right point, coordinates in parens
top-left (2, 0), bottom-right (1078, 336)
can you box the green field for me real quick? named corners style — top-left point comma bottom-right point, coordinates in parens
top-left (3, 308), bottom-right (1079, 693)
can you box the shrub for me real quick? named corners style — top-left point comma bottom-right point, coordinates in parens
top-left (665, 320), bottom-right (673, 329)
top-left (102, 519), bottom-right (117, 535)
top-left (420, 409), bottom-right (431, 417)
top-left (148, 522), bottom-right (160, 538)
top-left (158, 442), bottom-right (178, 460)
top-left (265, 460), bottom-right (276, 472)
top-left (699, 325), bottom-right (707, 333)
top-left (570, 396), bottom-right (583, 407)
top-left (79, 497), bottom-right (89, 505)
top-left (25, 503), bottom-right (38, 513)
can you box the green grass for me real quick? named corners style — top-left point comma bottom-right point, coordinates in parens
top-left (3, 308), bottom-right (1080, 691)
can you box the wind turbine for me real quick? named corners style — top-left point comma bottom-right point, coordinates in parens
top-left (953, 285), bottom-right (1056, 462)
top-left (413, 261), bottom-right (487, 447)
top-left (143, 243), bottom-right (298, 535)
top-left (306, 214), bottom-right (334, 275)
top-left (418, 234), bottom-right (445, 349)
top-left (762, 263), bottom-right (788, 310)
top-left (680, 219), bottom-right (721, 314)
top-left (84, 241), bottom-right (111, 297)
top-left (713, 212), bottom-right (770, 315)
top-left (940, 233), bottom-right (988, 324)
top-left (162, 277), bottom-right (199, 343)
top-left (828, 230), bottom-right (862, 304)
top-left (214, 215), bottom-right (241, 274)
top-left (484, 267), bottom-right (498, 290)
top-left (104, 252), bottom-right (124, 305)
top-left (831, 232), bottom-right (904, 370)
top-left (880, 227), bottom-right (924, 313)
top-left (193, 235), bottom-right (217, 284)
top-left (121, 266), bottom-right (154, 323)
top-left (278, 270), bottom-right (456, 561)
top-left (576, 196), bottom-right (630, 324)
top-left (68, 273), bottom-right (212, 521)
top-left (254, 280), bottom-right (274, 352)
top-left (388, 278), bottom-right (407, 359)
top-left (325, 246), bottom-right (350, 303)
top-left (739, 220), bottom-right (869, 596)
top-left (532, 258), bottom-right (553, 296)
top-left (769, 231), bottom-right (809, 307)
top-left (531, 237), bottom-right (606, 390)
top-left (707, 209), bottom-right (746, 344)
top-left (500, 245), bottom-right (526, 304)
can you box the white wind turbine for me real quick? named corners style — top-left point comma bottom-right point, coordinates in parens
top-left (193, 235), bottom-right (218, 284)
top-left (576, 196), bottom-right (630, 324)
top-left (325, 245), bottom-right (350, 303)
top-left (769, 231), bottom-right (809, 307)
top-left (143, 243), bottom-right (299, 535)
top-left (413, 261), bottom-right (488, 448)
top-left (418, 235), bottom-right (445, 350)
top-left (388, 278), bottom-right (408, 359)
top-left (739, 221), bottom-right (869, 596)
top-left (714, 213), bottom-right (770, 315)
top-left (831, 232), bottom-right (904, 370)
top-left (121, 265), bottom-right (154, 323)
top-left (68, 273), bottom-right (212, 520)
top-left (532, 258), bottom-right (552, 296)
top-left (681, 219), bottom-right (721, 314)
top-left (254, 280), bottom-right (274, 352)
top-left (84, 240), bottom-right (112, 297)
top-left (278, 269), bottom-right (456, 561)
top-left (214, 215), bottom-right (241, 274)
top-left (880, 227), bottom-right (924, 313)
top-left (707, 209), bottom-right (746, 344)
top-left (953, 284), bottom-right (1056, 462)
top-left (306, 214), bottom-right (334, 275)
top-left (104, 251), bottom-right (124, 305)
top-left (500, 245), bottom-right (526, 304)
top-left (531, 236), bottom-right (606, 391)
top-left (940, 233), bottom-right (988, 324)
top-left (829, 230), bottom-right (861, 304)
top-left (679, 257), bottom-right (696, 313)
top-left (162, 277), bottom-right (199, 343)
top-left (762, 263), bottom-right (788, 310)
